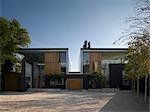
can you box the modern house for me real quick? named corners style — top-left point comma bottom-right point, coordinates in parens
top-left (19, 48), bottom-right (69, 89)
top-left (80, 48), bottom-right (130, 90)
top-left (17, 47), bottom-right (131, 90)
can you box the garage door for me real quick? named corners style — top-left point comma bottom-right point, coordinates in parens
top-left (67, 78), bottom-right (83, 90)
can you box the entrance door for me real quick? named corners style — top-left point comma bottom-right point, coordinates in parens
top-left (109, 64), bottom-right (124, 88)
top-left (109, 64), bottom-right (131, 90)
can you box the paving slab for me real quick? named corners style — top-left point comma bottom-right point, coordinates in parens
top-left (0, 90), bottom-right (149, 112)
top-left (0, 90), bottom-right (115, 112)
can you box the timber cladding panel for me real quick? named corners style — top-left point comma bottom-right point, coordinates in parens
top-left (66, 78), bottom-right (83, 90)
top-left (4, 72), bottom-right (22, 91)
top-left (89, 52), bottom-right (101, 73)
top-left (44, 52), bottom-right (61, 75)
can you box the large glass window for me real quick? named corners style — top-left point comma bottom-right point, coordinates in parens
top-left (83, 64), bottom-right (89, 74)
top-left (59, 52), bottom-right (66, 63)
top-left (83, 52), bottom-right (89, 74)
top-left (101, 59), bottom-right (125, 87)
top-left (61, 67), bottom-right (66, 74)
top-left (83, 52), bottom-right (89, 64)
top-left (59, 52), bottom-right (66, 74)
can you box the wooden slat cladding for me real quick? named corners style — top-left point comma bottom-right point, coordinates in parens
top-left (44, 52), bottom-right (61, 75)
top-left (89, 52), bottom-right (101, 73)
top-left (4, 72), bottom-right (22, 91)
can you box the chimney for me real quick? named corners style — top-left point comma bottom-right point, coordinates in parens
top-left (83, 40), bottom-right (87, 49)
top-left (88, 41), bottom-right (91, 49)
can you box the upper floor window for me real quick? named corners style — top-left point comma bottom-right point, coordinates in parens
top-left (83, 52), bottom-right (89, 64)
top-left (59, 52), bottom-right (66, 63)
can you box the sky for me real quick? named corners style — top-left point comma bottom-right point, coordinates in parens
top-left (1, 0), bottom-right (135, 71)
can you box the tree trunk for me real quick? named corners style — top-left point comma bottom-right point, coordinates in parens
top-left (137, 78), bottom-right (139, 95)
top-left (132, 80), bottom-right (134, 91)
top-left (133, 80), bottom-right (136, 92)
top-left (0, 65), bottom-right (1, 92)
top-left (144, 75), bottom-right (148, 102)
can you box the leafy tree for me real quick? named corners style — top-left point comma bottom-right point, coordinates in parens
top-left (0, 17), bottom-right (31, 66)
top-left (125, 31), bottom-right (150, 97)
top-left (125, 48), bottom-right (141, 93)
top-left (114, 0), bottom-right (150, 101)
top-left (124, 0), bottom-right (150, 101)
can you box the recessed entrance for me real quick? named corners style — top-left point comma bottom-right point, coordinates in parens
top-left (109, 64), bottom-right (131, 90)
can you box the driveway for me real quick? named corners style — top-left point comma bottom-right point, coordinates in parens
top-left (0, 89), bottom-right (149, 112)
top-left (100, 91), bottom-right (149, 112)
top-left (0, 89), bottom-right (115, 112)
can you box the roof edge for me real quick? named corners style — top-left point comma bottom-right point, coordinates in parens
top-left (81, 48), bottom-right (128, 50)
top-left (19, 48), bottom-right (68, 50)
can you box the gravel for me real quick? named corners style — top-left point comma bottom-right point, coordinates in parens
top-left (0, 90), bottom-right (115, 112)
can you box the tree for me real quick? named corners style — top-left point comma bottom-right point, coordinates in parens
top-left (0, 17), bottom-right (31, 92)
top-left (0, 17), bottom-right (31, 65)
top-left (125, 48), bottom-right (141, 93)
top-left (114, 0), bottom-right (150, 101)
top-left (132, 0), bottom-right (149, 98)
top-left (125, 30), bottom-right (150, 97)
top-left (125, 0), bottom-right (150, 101)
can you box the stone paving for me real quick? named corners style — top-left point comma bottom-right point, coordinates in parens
top-left (0, 89), bottom-right (149, 112)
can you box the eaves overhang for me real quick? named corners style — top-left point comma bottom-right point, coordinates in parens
top-left (19, 48), bottom-right (68, 53)
top-left (81, 48), bottom-right (128, 53)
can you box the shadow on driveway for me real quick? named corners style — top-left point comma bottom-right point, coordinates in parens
top-left (99, 91), bottom-right (149, 112)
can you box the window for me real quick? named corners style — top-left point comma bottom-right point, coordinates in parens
top-left (59, 52), bottom-right (66, 63)
top-left (122, 70), bottom-right (130, 86)
top-left (83, 64), bottom-right (89, 74)
top-left (122, 79), bottom-right (130, 86)
top-left (61, 66), bottom-right (66, 74)
top-left (83, 52), bottom-right (89, 64)
top-left (59, 52), bottom-right (66, 74)
top-left (83, 52), bottom-right (89, 74)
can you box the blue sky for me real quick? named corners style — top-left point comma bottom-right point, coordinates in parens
top-left (1, 0), bottom-right (134, 71)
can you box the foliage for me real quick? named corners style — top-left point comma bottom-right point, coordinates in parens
top-left (0, 17), bottom-right (31, 64)
top-left (91, 71), bottom-right (103, 78)
top-left (114, 0), bottom-right (150, 79)
top-left (125, 31), bottom-right (150, 79)
top-left (113, 0), bottom-right (150, 44)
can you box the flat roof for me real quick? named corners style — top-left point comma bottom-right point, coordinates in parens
top-left (81, 48), bottom-right (128, 50)
top-left (19, 48), bottom-right (68, 53)
top-left (20, 48), bottom-right (68, 50)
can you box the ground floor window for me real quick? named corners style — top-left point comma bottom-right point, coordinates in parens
top-left (45, 75), bottom-right (65, 88)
